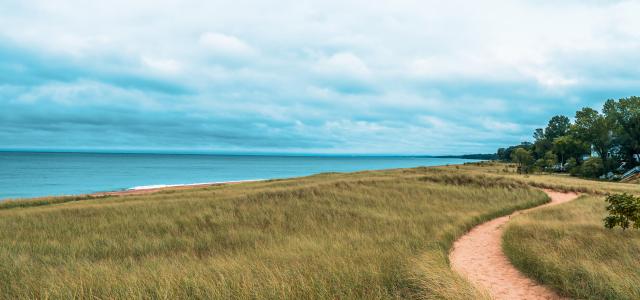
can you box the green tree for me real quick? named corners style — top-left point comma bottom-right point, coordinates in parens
top-left (534, 151), bottom-right (557, 172)
top-left (533, 139), bottom-right (552, 159)
top-left (573, 107), bottom-right (616, 170)
top-left (495, 96), bottom-right (640, 178)
top-left (532, 115), bottom-right (571, 160)
top-left (511, 148), bottom-right (534, 174)
top-left (565, 157), bottom-right (580, 176)
top-left (497, 148), bottom-right (507, 161)
top-left (545, 115), bottom-right (571, 140)
top-left (603, 97), bottom-right (640, 168)
top-left (580, 157), bottom-right (604, 178)
top-left (604, 193), bottom-right (640, 230)
top-left (533, 128), bottom-right (545, 141)
top-left (544, 151), bottom-right (557, 169)
top-left (552, 135), bottom-right (589, 169)
top-left (500, 143), bottom-right (534, 162)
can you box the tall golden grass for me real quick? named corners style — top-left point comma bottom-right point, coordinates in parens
top-left (441, 162), bottom-right (640, 299)
top-left (445, 162), bottom-right (640, 299)
top-left (503, 196), bottom-right (640, 299)
top-left (0, 167), bottom-right (546, 299)
top-left (439, 161), bottom-right (640, 194)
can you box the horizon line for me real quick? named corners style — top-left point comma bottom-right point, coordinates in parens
top-left (0, 148), bottom-right (493, 158)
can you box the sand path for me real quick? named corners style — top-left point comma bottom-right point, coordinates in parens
top-left (449, 190), bottom-right (579, 300)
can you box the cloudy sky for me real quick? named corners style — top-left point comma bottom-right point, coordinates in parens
top-left (1, 0), bottom-right (638, 154)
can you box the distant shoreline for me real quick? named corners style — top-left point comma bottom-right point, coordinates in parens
top-left (432, 154), bottom-right (497, 160)
top-left (0, 178), bottom-right (270, 207)
top-left (93, 179), bottom-right (267, 197)
top-left (127, 179), bottom-right (265, 191)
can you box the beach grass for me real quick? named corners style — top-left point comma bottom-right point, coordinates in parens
top-left (439, 161), bottom-right (640, 194)
top-left (503, 195), bottom-right (640, 299)
top-left (0, 194), bottom-right (115, 210)
top-left (444, 162), bottom-right (640, 299)
top-left (0, 167), bottom-right (547, 299)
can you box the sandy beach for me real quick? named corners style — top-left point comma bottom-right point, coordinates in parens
top-left (93, 179), bottom-right (266, 197)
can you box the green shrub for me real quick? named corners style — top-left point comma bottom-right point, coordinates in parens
top-left (604, 193), bottom-right (640, 230)
top-left (565, 157), bottom-right (580, 175)
top-left (511, 148), bottom-right (534, 174)
top-left (580, 157), bottom-right (604, 178)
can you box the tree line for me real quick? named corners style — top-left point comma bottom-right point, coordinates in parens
top-left (496, 96), bottom-right (640, 178)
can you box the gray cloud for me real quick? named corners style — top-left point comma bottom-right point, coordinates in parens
top-left (1, 0), bottom-right (639, 154)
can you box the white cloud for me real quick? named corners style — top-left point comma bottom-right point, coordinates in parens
top-left (419, 116), bottom-right (448, 129)
top-left (141, 56), bottom-right (183, 74)
top-left (199, 32), bottom-right (256, 57)
top-left (520, 68), bottom-right (579, 89)
top-left (480, 118), bottom-right (521, 132)
top-left (314, 52), bottom-right (371, 79)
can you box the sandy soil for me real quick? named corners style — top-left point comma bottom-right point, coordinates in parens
top-left (449, 190), bottom-right (579, 300)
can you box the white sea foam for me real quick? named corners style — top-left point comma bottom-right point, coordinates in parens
top-left (128, 179), bottom-right (264, 191)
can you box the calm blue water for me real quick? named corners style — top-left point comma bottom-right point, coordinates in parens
top-left (0, 152), bottom-right (477, 200)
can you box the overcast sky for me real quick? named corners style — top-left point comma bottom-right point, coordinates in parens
top-left (1, 0), bottom-right (639, 154)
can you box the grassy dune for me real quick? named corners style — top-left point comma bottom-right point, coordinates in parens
top-left (439, 161), bottom-right (640, 194)
top-left (503, 196), bottom-right (640, 299)
top-left (0, 167), bottom-right (548, 299)
top-left (446, 162), bottom-right (640, 299)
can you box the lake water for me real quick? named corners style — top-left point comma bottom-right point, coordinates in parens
top-left (0, 152), bottom-right (477, 200)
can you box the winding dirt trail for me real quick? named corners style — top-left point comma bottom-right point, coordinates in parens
top-left (449, 190), bottom-right (579, 300)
